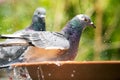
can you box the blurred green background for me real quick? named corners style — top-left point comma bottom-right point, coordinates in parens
top-left (0, 0), bottom-right (120, 61)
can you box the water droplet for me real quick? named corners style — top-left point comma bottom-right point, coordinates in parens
top-left (42, 75), bottom-right (44, 78)
top-left (104, 40), bottom-right (106, 43)
top-left (8, 66), bottom-right (13, 70)
top-left (13, 67), bottom-right (32, 79)
top-left (105, 32), bottom-right (107, 35)
top-left (37, 67), bottom-right (40, 69)
top-left (8, 58), bottom-right (12, 62)
top-left (23, 47), bottom-right (26, 49)
top-left (54, 61), bottom-right (61, 66)
top-left (7, 28), bottom-right (13, 33)
top-left (39, 66), bottom-right (45, 80)
top-left (48, 73), bottom-right (51, 76)
top-left (73, 70), bottom-right (76, 73)
top-left (71, 74), bottom-right (74, 77)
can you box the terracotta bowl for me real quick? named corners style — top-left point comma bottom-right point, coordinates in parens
top-left (11, 61), bottom-right (120, 80)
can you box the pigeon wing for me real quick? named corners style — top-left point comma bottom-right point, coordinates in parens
top-left (23, 31), bottom-right (70, 50)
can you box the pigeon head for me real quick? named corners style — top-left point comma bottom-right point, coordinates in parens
top-left (33, 7), bottom-right (46, 20)
top-left (62, 14), bottom-right (95, 35)
top-left (32, 7), bottom-right (46, 23)
top-left (29, 7), bottom-right (46, 31)
top-left (76, 14), bottom-right (96, 28)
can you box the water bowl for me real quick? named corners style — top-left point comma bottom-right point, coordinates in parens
top-left (10, 61), bottom-right (120, 80)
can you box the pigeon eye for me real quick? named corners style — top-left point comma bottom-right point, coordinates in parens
top-left (84, 18), bottom-right (88, 22)
top-left (38, 12), bottom-right (40, 14)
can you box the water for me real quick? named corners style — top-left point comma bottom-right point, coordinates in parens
top-left (13, 67), bottom-right (32, 80)
top-left (37, 66), bottom-right (45, 80)
top-left (37, 66), bottom-right (41, 80)
top-left (54, 61), bottom-right (61, 67)
top-left (70, 70), bottom-right (76, 78)
top-left (8, 58), bottom-right (12, 62)
top-left (7, 66), bottom-right (46, 80)
top-left (6, 62), bottom-right (75, 80)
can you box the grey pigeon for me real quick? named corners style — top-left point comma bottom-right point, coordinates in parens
top-left (0, 14), bottom-right (95, 64)
top-left (0, 7), bottom-right (46, 65)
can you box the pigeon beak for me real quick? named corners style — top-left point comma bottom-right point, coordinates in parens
top-left (39, 14), bottom-right (46, 21)
top-left (39, 14), bottom-right (46, 18)
top-left (90, 22), bottom-right (96, 28)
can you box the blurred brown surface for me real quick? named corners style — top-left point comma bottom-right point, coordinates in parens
top-left (11, 61), bottom-right (120, 80)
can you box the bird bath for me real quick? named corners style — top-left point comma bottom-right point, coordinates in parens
top-left (7, 61), bottom-right (120, 80)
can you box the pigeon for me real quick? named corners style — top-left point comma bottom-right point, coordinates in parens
top-left (26, 7), bottom-right (46, 31)
top-left (0, 14), bottom-right (95, 64)
top-left (0, 7), bottom-right (46, 65)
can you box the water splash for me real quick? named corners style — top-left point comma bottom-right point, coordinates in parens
top-left (54, 61), bottom-right (61, 67)
top-left (13, 67), bottom-right (32, 80)
top-left (6, 67), bottom-right (14, 80)
top-left (37, 66), bottom-right (41, 80)
top-left (70, 70), bottom-right (76, 78)
top-left (8, 58), bottom-right (12, 62)
top-left (38, 66), bottom-right (45, 80)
